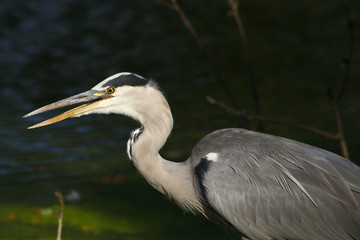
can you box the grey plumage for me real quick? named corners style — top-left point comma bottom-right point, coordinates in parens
top-left (24, 72), bottom-right (360, 240)
top-left (191, 129), bottom-right (360, 240)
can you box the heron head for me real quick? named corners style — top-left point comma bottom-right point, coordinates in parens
top-left (24, 72), bottom-right (155, 129)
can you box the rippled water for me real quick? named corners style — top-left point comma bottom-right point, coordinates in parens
top-left (1, 0), bottom-right (190, 203)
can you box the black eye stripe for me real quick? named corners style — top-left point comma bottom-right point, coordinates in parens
top-left (101, 74), bottom-right (148, 88)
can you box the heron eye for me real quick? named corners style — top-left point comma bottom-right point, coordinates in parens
top-left (106, 87), bottom-right (115, 94)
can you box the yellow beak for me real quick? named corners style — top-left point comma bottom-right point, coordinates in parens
top-left (23, 90), bottom-right (112, 129)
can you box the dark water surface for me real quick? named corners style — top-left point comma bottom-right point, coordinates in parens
top-left (1, 0), bottom-right (359, 239)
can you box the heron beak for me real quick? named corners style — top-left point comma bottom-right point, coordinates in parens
top-left (23, 90), bottom-right (111, 129)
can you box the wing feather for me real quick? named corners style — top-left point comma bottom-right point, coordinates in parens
top-left (191, 128), bottom-right (360, 240)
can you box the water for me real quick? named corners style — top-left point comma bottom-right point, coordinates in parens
top-left (1, 0), bottom-right (359, 239)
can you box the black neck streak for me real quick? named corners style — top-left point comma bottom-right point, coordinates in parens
top-left (127, 126), bottom-right (144, 161)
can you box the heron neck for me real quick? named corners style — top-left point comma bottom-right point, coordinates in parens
top-left (128, 102), bottom-right (203, 213)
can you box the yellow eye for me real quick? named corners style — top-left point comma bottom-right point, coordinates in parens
top-left (106, 87), bottom-right (115, 94)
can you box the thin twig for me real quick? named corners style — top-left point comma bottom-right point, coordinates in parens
top-left (327, 88), bottom-right (350, 159)
top-left (158, 0), bottom-right (352, 158)
top-left (206, 96), bottom-right (339, 140)
top-left (55, 191), bottom-right (65, 240)
top-left (227, 0), bottom-right (247, 49)
top-left (332, 101), bottom-right (349, 158)
top-left (336, 0), bottom-right (354, 103)
top-left (227, 0), bottom-right (263, 131)
top-left (156, 0), bottom-right (243, 115)
top-left (319, 0), bottom-right (354, 159)
top-left (155, 0), bottom-right (175, 9)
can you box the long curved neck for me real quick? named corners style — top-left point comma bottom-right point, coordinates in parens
top-left (126, 89), bottom-right (203, 213)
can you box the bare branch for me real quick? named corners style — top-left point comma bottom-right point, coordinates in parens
top-left (155, 0), bottom-right (176, 9)
top-left (327, 88), bottom-right (350, 159)
top-left (227, 0), bottom-right (247, 47)
top-left (159, 0), bottom-right (352, 159)
top-left (332, 102), bottom-right (350, 159)
top-left (336, 0), bottom-right (355, 103)
top-left (55, 191), bottom-right (65, 240)
top-left (227, 0), bottom-right (263, 131)
top-left (156, 0), bottom-right (242, 114)
top-left (207, 96), bottom-right (339, 140)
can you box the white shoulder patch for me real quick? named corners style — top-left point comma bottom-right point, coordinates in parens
top-left (205, 152), bottom-right (219, 162)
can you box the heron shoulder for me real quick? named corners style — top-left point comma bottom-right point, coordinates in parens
top-left (190, 128), bottom-right (357, 170)
top-left (190, 128), bottom-right (360, 239)
top-left (190, 128), bottom-right (360, 208)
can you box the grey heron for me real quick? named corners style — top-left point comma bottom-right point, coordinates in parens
top-left (24, 72), bottom-right (360, 240)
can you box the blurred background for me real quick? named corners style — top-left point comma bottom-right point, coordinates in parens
top-left (1, 0), bottom-right (359, 239)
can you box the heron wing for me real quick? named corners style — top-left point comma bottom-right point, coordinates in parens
top-left (191, 128), bottom-right (360, 240)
